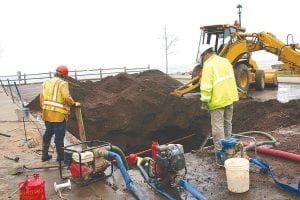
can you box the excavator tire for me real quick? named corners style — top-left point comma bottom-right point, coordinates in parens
top-left (273, 75), bottom-right (278, 87)
top-left (192, 65), bottom-right (201, 79)
top-left (255, 70), bottom-right (265, 91)
top-left (234, 63), bottom-right (250, 91)
top-left (191, 65), bottom-right (201, 92)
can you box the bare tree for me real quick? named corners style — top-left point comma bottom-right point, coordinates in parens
top-left (160, 25), bottom-right (179, 74)
top-left (0, 41), bottom-right (3, 59)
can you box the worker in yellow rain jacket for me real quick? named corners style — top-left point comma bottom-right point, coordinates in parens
top-left (40, 65), bottom-right (80, 162)
top-left (199, 44), bottom-right (239, 153)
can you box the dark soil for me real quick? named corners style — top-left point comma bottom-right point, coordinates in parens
top-left (233, 99), bottom-right (300, 133)
top-left (28, 70), bottom-right (300, 154)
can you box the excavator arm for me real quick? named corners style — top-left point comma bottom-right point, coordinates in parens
top-left (170, 76), bottom-right (200, 96)
top-left (223, 32), bottom-right (300, 71)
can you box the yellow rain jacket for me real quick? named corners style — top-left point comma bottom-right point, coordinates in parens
top-left (200, 54), bottom-right (239, 110)
top-left (40, 77), bottom-right (74, 122)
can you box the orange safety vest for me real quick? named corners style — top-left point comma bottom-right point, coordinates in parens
top-left (41, 77), bottom-right (70, 115)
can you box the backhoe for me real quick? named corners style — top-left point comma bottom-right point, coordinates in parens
top-left (172, 23), bottom-right (300, 96)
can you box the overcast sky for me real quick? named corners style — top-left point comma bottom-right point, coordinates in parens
top-left (0, 0), bottom-right (299, 75)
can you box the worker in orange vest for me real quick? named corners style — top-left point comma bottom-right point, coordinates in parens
top-left (40, 65), bottom-right (80, 162)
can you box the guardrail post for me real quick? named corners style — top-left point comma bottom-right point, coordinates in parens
top-left (75, 70), bottom-right (78, 80)
top-left (100, 68), bottom-right (102, 80)
top-left (7, 79), bottom-right (15, 103)
top-left (49, 72), bottom-right (52, 78)
top-left (124, 66), bottom-right (127, 73)
top-left (0, 79), bottom-right (8, 96)
top-left (17, 71), bottom-right (22, 84)
top-left (14, 82), bottom-right (25, 107)
top-left (23, 74), bottom-right (27, 85)
top-left (147, 64), bottom-right (150, 70)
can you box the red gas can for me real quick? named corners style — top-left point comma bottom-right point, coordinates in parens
top-left (18, 174), bottom-right (46, 200)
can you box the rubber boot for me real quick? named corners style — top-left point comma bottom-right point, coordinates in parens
top-left (41, 143), bottom-right (52, 162)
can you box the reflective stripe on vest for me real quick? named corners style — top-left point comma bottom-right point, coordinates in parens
top-left (43, 100), bottom-right (68, 110)
top-left (51, 79), bottom-right (63, 111)
top-left (210, 60), bottom-right (235, 86)
top-left (200, 83), bottom-right (213, 90)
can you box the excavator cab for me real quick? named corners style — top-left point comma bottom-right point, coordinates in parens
top-left (196, 24), bottom-right (245, 64)
top-left (193, 24), bottom-right (254, 92)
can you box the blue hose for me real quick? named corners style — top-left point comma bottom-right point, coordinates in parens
top-left (179, 179), bottom-right (207, 200)
top-left (105, 151), bottom-right (148, 200)
top-left (250, 158), bottom-right (300, 196)
top-left (136, 157), bottom-right (176, 200)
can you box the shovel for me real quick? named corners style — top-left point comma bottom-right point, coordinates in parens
top-left (74, 105), bottom-right (88, 150)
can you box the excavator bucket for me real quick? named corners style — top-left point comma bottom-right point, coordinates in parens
top-left (237, 87), bottom-right (252, 99)
top-left (171, 75), bottom-right (251, 100)
top-left (170, 76), bottom-right (200, 96)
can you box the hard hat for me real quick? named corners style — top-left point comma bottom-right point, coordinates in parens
top-left (199, 44), bottom-right (214, 57)
top-left (56, 65), bottom-right (69, 76)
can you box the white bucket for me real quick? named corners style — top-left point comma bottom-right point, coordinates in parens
top-left (224, 157), bottom-right (249, 193)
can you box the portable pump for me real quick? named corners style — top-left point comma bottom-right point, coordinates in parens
top-left (216, 137), bottom-right (244, 166)
top-left (59, 141), bottom-right (113, 186)
top-left (156, 144), bottom-right (186, 172)
top-left (150, 143), bottom-right (187, 185)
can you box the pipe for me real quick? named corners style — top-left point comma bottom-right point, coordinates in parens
top-left (233, 131), bottom-right (277, 151)
top-left (179, 179), bottom-right (207, 200)
top-left (23, 164), bottom-right (63, 170)
top-left (237, 131), bottom-right (300, 162)
top-left (255, 146), bottom-right (300, 162)
top-left (105, 151), bottom-right (148, 200)
top-left (105, 145), bottom-right (129, 170)
top-left (136, 157), bottom-right (176, 200)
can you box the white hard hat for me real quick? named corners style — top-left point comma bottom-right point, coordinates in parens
top-left (199, 44), bottom-right (214, 57)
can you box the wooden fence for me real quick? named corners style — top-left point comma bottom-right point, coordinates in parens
top-left (0, 66), bottom-right (150, 86)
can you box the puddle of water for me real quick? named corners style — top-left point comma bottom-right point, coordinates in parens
top-left (277, 83), bottom-right (300, 103)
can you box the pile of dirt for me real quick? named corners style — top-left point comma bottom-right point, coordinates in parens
top-left (233, 99), bottom-right (300, 133)
top-left (29, 70), bottom-right (211, 153)
top-left (28, 70), bottom-right (300, 153)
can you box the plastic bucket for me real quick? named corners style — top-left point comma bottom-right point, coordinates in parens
top-left (224, 157), bottom-right (249, 193)
top-left (15, 107), bottom-right (30, 121)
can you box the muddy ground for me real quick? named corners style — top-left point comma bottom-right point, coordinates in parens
top-left (1, 122), bottom-right (299, 200)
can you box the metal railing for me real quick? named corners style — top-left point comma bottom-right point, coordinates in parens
top-left (0, 66), bottom-right (150, 86)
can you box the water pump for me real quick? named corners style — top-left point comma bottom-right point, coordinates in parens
top-left (216, 137), bottom-right (244, 166)
top-left (150, 143), bottom-right (187, 186)
top-left (59, 141), bottom-right (113, 186)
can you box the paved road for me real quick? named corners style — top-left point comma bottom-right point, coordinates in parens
top-left (0, 90), bottom-right (19, 121)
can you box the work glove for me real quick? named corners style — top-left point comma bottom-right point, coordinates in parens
top-left (74, 102), bottom-right (81, 107)
top-left (201, 102), bottom-right (208, 111)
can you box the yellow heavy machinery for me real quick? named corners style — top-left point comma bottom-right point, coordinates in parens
top-left (172, 23), bottom-right (300, 96)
